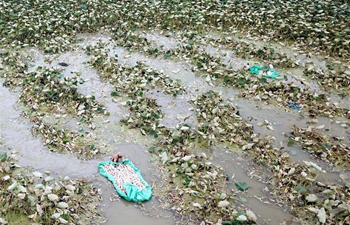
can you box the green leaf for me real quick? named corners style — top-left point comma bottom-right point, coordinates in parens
top-left (239, 197), bottom-right (247, 203)
top-left (330, 208), bottom-right (345, 215)
top-left (165, 53), bottom-right (171, 59)
top-left (2, 81), bottom-right (10, 87)
top-left (287, 139), bottom-right (294, 147)
top-left (111, 91), bottom-right (120, 97)
top-left (321, 143), bottom-right (330, 150)
top-left (235, 182), bottom-right (249, 191)
top-left (61, 214), bottom-right (69, 220)
top-left (172, 136), bottom-right (179, 144)
top-left (73, 38), bottom-right (84, 44)
top-left (151, 113), bottom-right (160, 119)
top-left (148, 129), bottom-right (158, 138)
top-left (79, 4), bottom-right (87, 9)
top-left (148, 146), bottom-right (155, 153)
top-left (237, 78), bottom-right (246, 86)
top-left (149, 157), bottom-right (156, 162)
top-left (237, 211), bottom-right (245, 216)
top-left (296, 186), bottom-right (307, 193)
top-left (231, 220), bottom-right (240, 225)
top-left (260, 77), bottom-right (268, 83)
top-left (185, 176), bottom-right (191, 186)
top-left (97, 107), bottom-right (104, 113)
top-left (0, 152), bottom-right (8, 162)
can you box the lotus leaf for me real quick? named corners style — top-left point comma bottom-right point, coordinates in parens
top-left (317, 208), bottom-right (326, 223)
top-left (236, 215), bottom-right (247, 221)
top-left (218, 200), bottom-right (229, 207)
top-left (246, 209), bottom-right (257, 222)
top-left (32, 171), bottom-right (43, 178)
top-left (17, 193), bottom-right (26, 199)
top-left (57, 202), bottom-right (68, 209)
top-left (47, 193), bottom-right (59, 201)
top-left (51, 213), bottom-right (61, 219)
top-left (7, 181), bottom-right (18, 191)
top-left (306, 194), bottom-right (318, 202)
top-left (0, 152), bottom-right (7, 162)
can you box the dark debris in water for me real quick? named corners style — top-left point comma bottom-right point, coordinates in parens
top-left (58, 62), bottom-right (69, 67)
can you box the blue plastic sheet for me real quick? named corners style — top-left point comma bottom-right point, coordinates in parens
top-left (287, 102), bottom-right (301, 111)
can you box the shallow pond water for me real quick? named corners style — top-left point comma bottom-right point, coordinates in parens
top-left (1, 31), bottom-right (349, 225)
top-left (211, 149), bottom-right (295, 225)
top-left (0, 81), bottom-right (175, 225)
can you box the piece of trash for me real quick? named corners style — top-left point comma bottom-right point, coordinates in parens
top-left (58, 62), bottom-right (69, 67)
top-left (287, 102), bottom-right (301, 110)
top-left (235, 181), bottom-right (249, 191)
top-left (249, 65), bottom-right (279, 79)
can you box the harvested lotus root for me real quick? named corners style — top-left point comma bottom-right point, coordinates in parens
top-left (103, 164), bottom-right (146, 194)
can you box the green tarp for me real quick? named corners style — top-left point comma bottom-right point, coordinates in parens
top-left (249, 65), bottom-right (279, 79)
top-left (98, 159), bottom-right (152, 202)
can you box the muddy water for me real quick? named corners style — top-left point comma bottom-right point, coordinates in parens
top-left (212, 149), bottom-right (295, 224)
top-left (96, 32), bottom-right (348, 223)
top-left (93, 143), bottom-right (175, 225)
top-left (0, 80), bottom-right (175, 225)
top-left (205, 31), bottom-right (328, 68)
top-left (142, 30), bottom-right (346, 107)
top-left (231, 97), bottom-right (348, 183)
top-left (1, 31), bottom-right (349, 225)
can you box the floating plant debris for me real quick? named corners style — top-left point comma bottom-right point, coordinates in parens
top-left (291, 125), bottom-right (350, 170)
top-left (0, 153), bottom-right (104, 224)
top-left (0, 0), bottom-right (349, 224)
top-left (58, 62), bottom-right (69, 67)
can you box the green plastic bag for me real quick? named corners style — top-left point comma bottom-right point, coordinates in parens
top-left (98, 159), bottom-right (152, 202)
top-left (249, 65), bottom-right (263, 75)
top-left (249, 65), bottom-right (279, 79)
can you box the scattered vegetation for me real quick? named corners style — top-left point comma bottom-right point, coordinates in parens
top-left (0, 0), bottom-right (349, 224)
top-left (0, 151), bottom-right (104, 224)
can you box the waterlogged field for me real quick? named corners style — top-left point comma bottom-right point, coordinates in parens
top-left (0, 0), bottom-right (349, 225)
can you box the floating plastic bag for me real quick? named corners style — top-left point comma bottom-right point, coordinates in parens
top-left (249, 65), bottom-right (279, 79)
